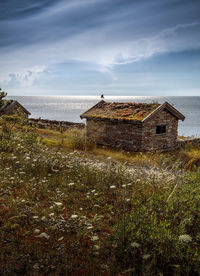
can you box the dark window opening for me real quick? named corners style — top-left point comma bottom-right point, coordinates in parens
top-left (156, 125), bottom-right (166, 134)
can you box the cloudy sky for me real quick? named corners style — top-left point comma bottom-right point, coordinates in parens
top-left (0, 0), bottom-right (200, 96)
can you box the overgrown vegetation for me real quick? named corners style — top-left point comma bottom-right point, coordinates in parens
top-left (1, 116), bottom-right (200, 275)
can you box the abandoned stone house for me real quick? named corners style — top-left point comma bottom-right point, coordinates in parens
top-left (80, 100), bottom-right (185, 151)
top-left (0, 100), bottom-right (31, 118)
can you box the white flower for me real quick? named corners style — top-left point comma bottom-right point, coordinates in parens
top-left (143, 254), bottom-right (151, 260)
top-left (70, 214), bottom-right (78, 219)
top-left (58, 236), bottom-right (64, 241)
top-left (131, 242), bottom-right (140, 248)
top-left (36, 232), bottom-right (50, 240)
top-left (179, 234), bottom-right (192, 242)
top-left (49, 213), bottom-right (55, 217)
top-left (68, 183), bottom-right (74, 186)
top-left (34, 229), bottom-right (40, 234)
top-left (126, 199), bottom-right (130, 202)
top-left (122, 184), bottom-right (126, 188)
top-left (110, 185), bottom-right (116, 189)
top-left (54, 202), bottom-right (62, 206)
top-left (93, 245), bottom-right (100, 250)
top-left (91, 235), bottom-right (99, 241)
top-left (87, 226), bottom-right (94, 230)
top-left (33, 216), bottom-right (38, 219)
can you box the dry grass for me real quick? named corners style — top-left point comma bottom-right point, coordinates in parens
top-left (34, 127), bottom-right (200, 171)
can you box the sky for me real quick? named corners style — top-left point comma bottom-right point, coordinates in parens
top-left (0, 0), bottom-right (200, 96)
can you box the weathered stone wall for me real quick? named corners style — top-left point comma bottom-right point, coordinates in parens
top-left (86, 119), bottom-right (142, 151)
top-left (86, 109), bottom-right (179, 151)
top-left (28, 118), bottom-right (85, 130)
top-left (141, 109), bottom-right (178, 150)
top-left (177, 138), bottom-right (200, 148)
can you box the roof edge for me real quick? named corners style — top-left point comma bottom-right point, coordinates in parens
top-left (80, 100), bottom-right (105, 119)
top-left (142, 101), bottom-right (185, 123)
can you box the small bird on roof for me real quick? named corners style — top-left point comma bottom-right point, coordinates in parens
top-left (101, 94), bottom-right (104, 99)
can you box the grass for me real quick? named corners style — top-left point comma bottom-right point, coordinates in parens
top-left (1, 117), bottom-right (200, 275)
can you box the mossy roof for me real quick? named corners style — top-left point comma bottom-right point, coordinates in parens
top-left (80, 100), bottom-right (161, 122)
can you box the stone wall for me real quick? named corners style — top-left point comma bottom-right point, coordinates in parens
top-left (28, 118), bottom-right (85, 131)
top-left (141, 109), bottom-right (178, 150)
top-left (177, 138), bottom-right (200, 148)
top-left (86, 119), bottom-right (142, 151)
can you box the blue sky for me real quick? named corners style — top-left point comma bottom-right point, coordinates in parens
top-left (0, 0), bottom-right (200, 96)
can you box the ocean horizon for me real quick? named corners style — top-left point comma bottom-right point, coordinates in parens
top-left (7, 95), bottom-right (200, 137)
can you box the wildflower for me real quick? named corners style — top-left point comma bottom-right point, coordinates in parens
top-left (87, 226), bottom-right (93, 230)
top-left (41, 216), bottom-right (46, 221)
top-left (58, 236), bottom-right (64, 241)
top-left (143, 254), bottom-right (151, 260)
top-left (91, 235), bottom-right (99, 241)
top-left (70, 214), bottom-right (78, 219)
top-left (110, 185), bottom-right (116, 189)
top-left (54, 202), bottom-right (62, 206)
top-left (93, 245), bottom-right (100, 250)
top-left (131, 242), bottom-right (140, 248)
top-left (34, 229), bottom-right (40, 234)
top-left (49, 213), bottom-right (55, 217)
top-left (36, 232), bottom-right (50, 240)
top-left (33, 216), bottom-right (38, 219)
top-left (126, 199), bottom-right (130, 202)
top-left (107, 157), bottom-right (111, 160)
top-left (68, 183), bottom-right (74, 186)
top-left (179, 234), bottom-right (192, 242)
top-left (122, 184), bottom-right (126, 187)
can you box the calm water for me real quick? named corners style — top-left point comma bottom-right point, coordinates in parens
top-left (8, 95), bottom-right (200, 137)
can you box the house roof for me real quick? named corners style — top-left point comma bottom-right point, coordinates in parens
top-left (0, 100), bottom-right (31, 115)
top-left (80, 100), bottom-right (185, 123)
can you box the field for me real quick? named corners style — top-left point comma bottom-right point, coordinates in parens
top-left (1, 115), bottom-right (200, 275)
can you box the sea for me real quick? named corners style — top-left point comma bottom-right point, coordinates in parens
top-left (7, 95), bottom-right (200, 137)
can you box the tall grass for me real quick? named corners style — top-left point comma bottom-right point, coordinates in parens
top-left (1, 117), bottom-right (200, 274)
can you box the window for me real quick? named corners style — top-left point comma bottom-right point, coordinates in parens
top-left (156, 125), bottom-right (166, 134)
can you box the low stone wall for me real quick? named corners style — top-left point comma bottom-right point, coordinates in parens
top-left (28, 118), bottom-right (85, 131)
top-left (177, 138), bottom-right (200, 148)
